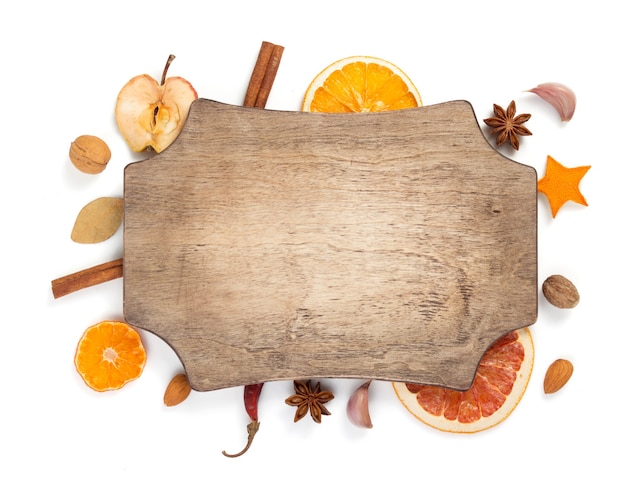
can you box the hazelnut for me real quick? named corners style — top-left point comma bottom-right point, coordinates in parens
top-left (69, 135), bottom-right (111, 174)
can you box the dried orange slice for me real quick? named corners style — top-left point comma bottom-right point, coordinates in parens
top-left (302, 56), bottom-right (422, 113)
top-left (74, 321), bottom-right (147, 392)
top-left (393, 327), bottom-right (534, 433)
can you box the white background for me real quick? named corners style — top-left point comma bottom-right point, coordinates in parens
top-left (2, 1), bottom-right (624, 488)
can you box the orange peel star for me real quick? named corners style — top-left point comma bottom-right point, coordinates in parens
top-left (537, 155), bottom-right (590, 218)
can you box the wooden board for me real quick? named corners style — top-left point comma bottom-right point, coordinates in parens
top-left (123, 99), bottom-right (537, 392)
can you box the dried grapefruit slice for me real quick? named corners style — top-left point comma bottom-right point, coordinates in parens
top-left (302, 56), bottom-right (422, 113)
top-left (74, 321), bottom-right (147, 392)
top-left (393, 327), bottom-right (534, 433)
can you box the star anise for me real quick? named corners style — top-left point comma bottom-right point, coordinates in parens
top-left (285, 379), bottom-right (334, 423)
top-left (483, 100), bottom-right (532, 150)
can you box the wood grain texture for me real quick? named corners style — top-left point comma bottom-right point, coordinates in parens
top-left (123, 99), bottom-right (537, 391)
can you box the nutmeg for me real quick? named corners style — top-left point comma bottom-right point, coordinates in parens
top-left (542, 274), bottom-right (579, 309)
top-left (69, 135), bottom-right (111, 174)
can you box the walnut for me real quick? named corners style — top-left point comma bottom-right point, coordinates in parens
top-left (69, 135), bottom-right (111, 174)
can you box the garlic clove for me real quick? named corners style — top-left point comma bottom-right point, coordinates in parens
top-left (347, 380), bottom-right (373, 428)
top-left (526, 82), bottom-right (576, 122)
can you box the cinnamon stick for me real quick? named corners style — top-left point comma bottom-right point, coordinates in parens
top-left (253, 44), bottom-right (283, 108)
top-left (243, 41), bottom-right (275, 107)
top-left (51, 258), bottom-right (123, 299)
top-left (51, 41), bottom-right (284, 299)
top-left (243, 41), bottom-right (284, 108)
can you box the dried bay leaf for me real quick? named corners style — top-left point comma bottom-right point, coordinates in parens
top-left (71, 197), bottom-right (124, 244)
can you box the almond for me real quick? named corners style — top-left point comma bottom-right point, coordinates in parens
top-left (542, 274), bottom-right (579, 309)
top-left (163, 373), bottom-right (192, 406)
top-left (69, 135), bottom-right (111, 174)
top-left (543, 359), bottom-right (574, 394)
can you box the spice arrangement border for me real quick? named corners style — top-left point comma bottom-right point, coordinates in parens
top-left (51, 41), bottom-right (589, 457)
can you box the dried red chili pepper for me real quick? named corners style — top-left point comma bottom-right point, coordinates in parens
top-left (243, 383), bottom-right (263, 421)
top-left (222, 383), bottom-right (264, 458)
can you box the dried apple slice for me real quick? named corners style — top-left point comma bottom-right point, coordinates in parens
top-left (115, 54), bottom-right (197, 153)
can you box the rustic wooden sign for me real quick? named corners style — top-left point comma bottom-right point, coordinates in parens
top-left (123, 99), bottom-right (537, 392)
